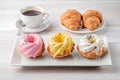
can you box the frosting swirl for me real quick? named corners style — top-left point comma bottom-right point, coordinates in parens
top-left (48, 32), bottom-right (74, 58)
top-left (19, 34), bottom-right (44, 58)
top-left (78, 34), bottom-right (106, 55)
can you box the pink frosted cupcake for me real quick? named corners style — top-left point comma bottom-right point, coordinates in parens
top-left (18, 34), bottom-right (45, 58)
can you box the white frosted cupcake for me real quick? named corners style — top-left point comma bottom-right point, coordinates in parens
top-left (77, 34), bottom-right (107, 59)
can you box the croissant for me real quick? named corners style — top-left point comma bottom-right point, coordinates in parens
top-left (61, 9), bottom-right (81, 31)
top-left (83, 10), bottom-right (103, 31)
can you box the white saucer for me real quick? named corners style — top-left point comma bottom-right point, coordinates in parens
top-left (16, 19), bottom-right (50, 33)
top-left (59, 19), bottom-right (105, 34)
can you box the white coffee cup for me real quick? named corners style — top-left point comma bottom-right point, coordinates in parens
top-left (20, 6), bottom-right (49, 29)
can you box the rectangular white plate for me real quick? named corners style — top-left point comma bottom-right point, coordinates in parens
top-left (10, 35), bottom-right (112, 67)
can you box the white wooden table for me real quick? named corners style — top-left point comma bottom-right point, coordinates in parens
top-left (0, 0), bottom-right (120, 79)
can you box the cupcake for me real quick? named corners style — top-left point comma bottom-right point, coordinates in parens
top-left (47, 32), bottom-right (74, 58)
top-left (77, 34), bottom-right (107, 59)
top-left (18, 34), bottom-right (45, 58)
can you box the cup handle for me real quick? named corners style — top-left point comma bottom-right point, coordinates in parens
top-left (42, 12), bottom-right (49, 22)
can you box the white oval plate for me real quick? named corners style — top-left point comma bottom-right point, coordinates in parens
top-left (60, 20), bottom-right (105, 34)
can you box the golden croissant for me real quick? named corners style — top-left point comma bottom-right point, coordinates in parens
top-left (83, 10), bottom-right (103, 31)
top-left (61, 9), bottom-right (81, 31)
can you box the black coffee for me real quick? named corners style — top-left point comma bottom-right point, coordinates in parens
top-left (23, 10), bottom-right (41, 16)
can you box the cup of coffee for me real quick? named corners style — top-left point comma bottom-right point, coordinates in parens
top-left (20, 6), bottom-right (49, 29)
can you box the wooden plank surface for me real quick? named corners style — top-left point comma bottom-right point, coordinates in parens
top-left (0, 0), bottom-right (120, 79)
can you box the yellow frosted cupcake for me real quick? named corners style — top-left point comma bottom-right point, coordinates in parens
top-left (47, 32), bottom-right (74, 58)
